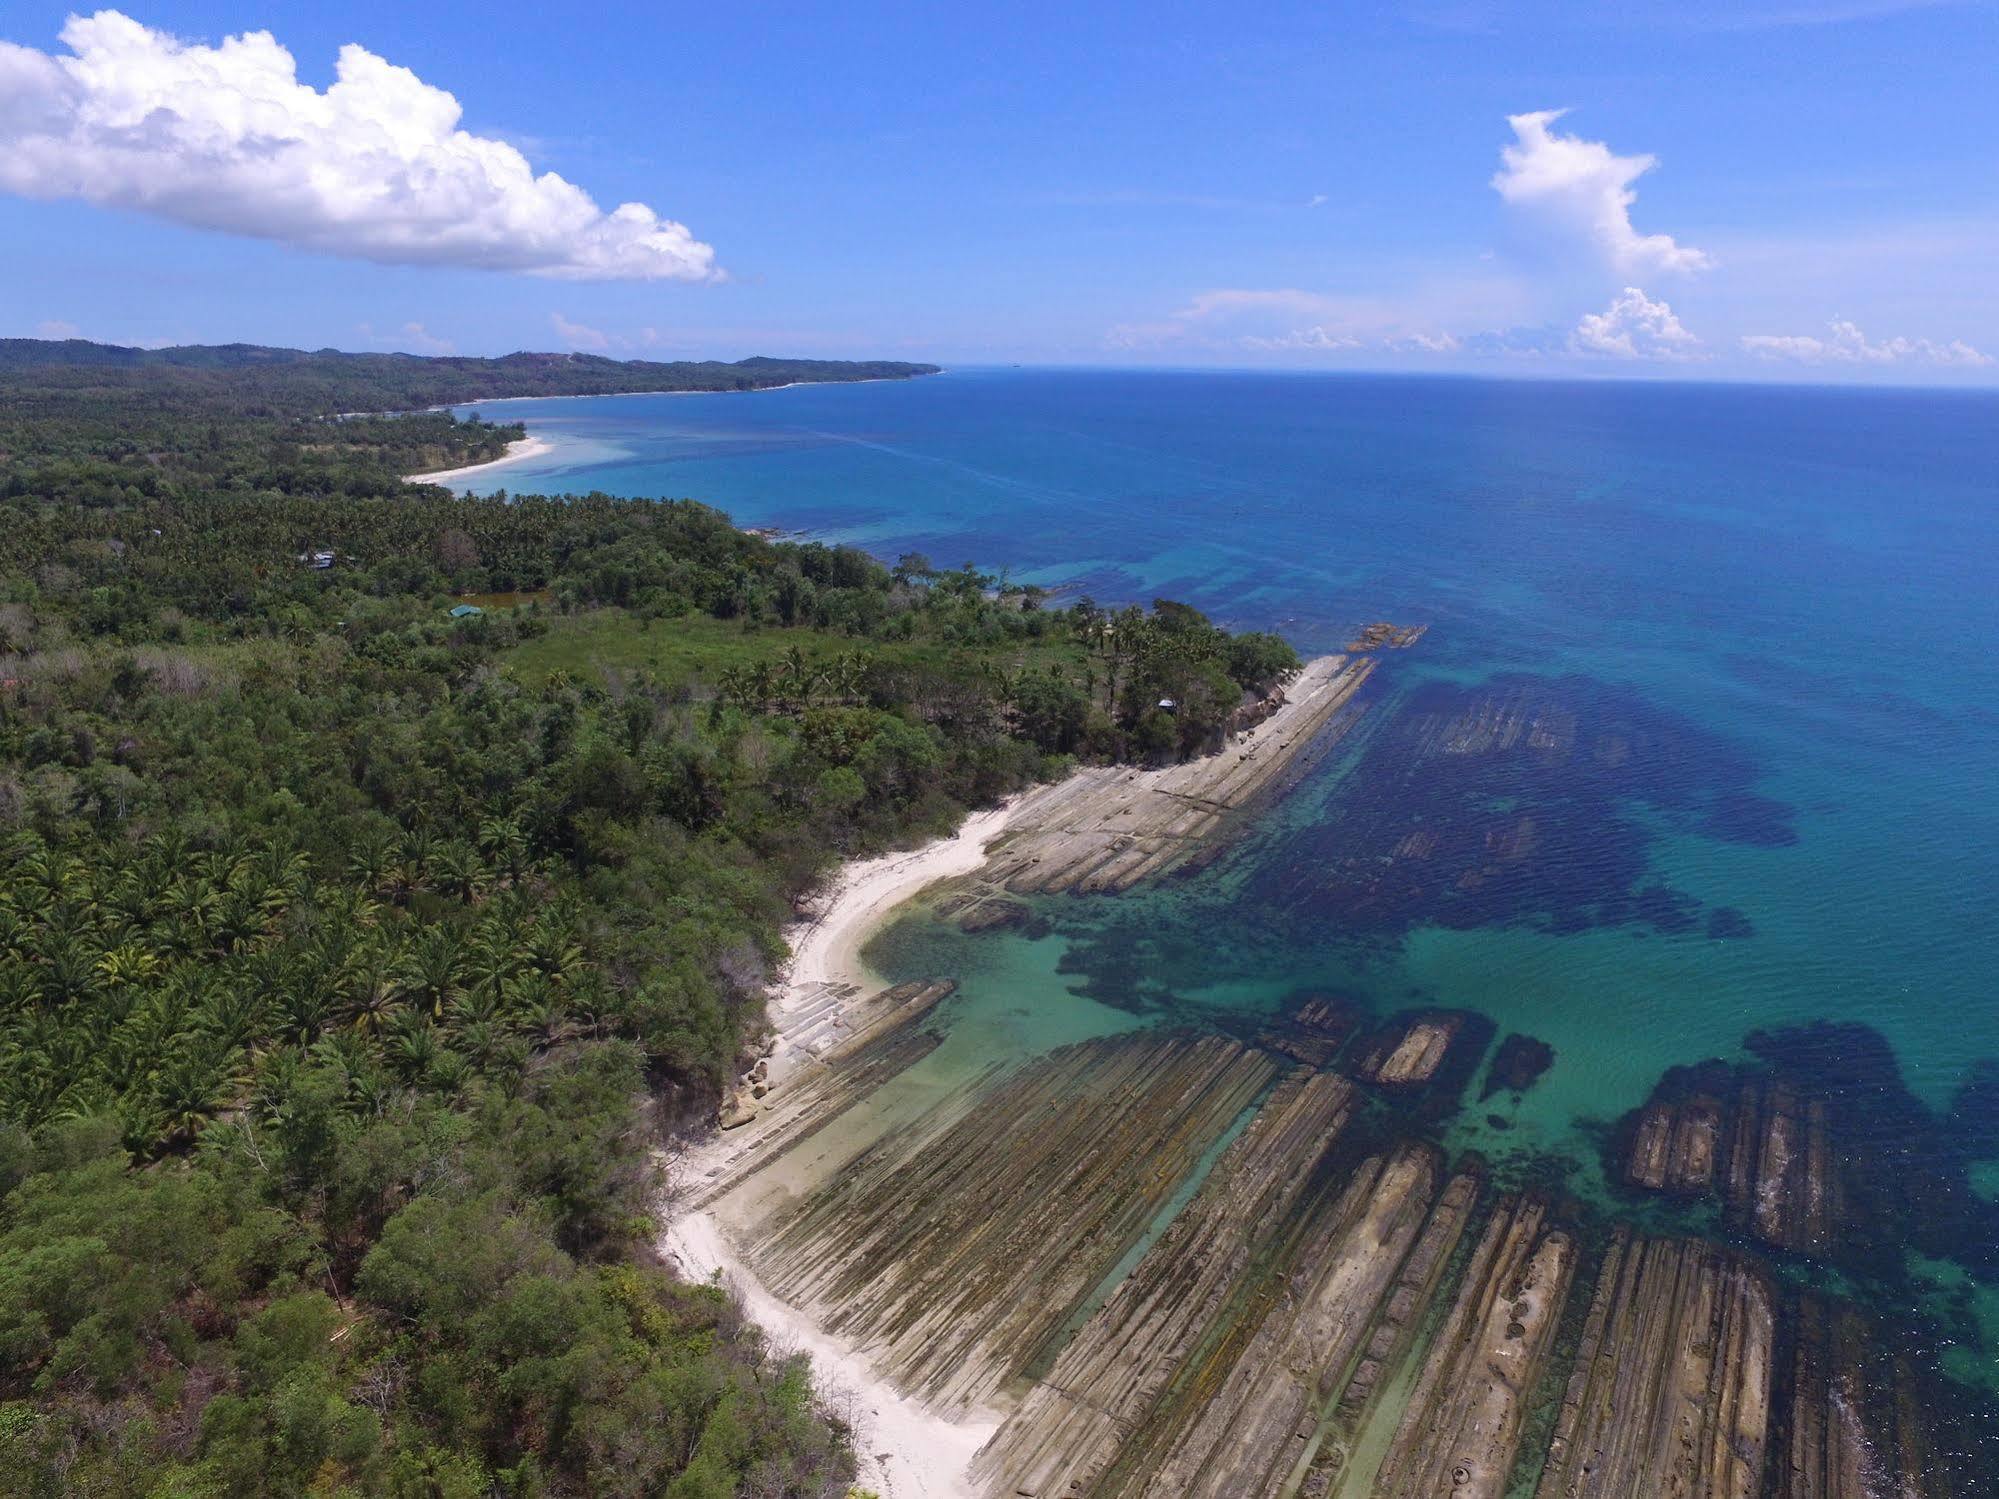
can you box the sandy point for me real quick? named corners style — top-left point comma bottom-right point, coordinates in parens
top-left (404, 434), bottom-right (554, 488)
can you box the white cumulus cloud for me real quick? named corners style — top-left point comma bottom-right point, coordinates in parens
top-left (0, 11), bottom-right (719, 281)
top-left (1391, 331), bottom-right (1463, 354)
top-left (1570, 287), bottom-right (1702, 360)
top-left (1740, 319), bottom-right (1992, 367)
top-left (1239, 326), bottom-right (1363, 352)
top-left (1493, 110), bottom-right (1712, 277)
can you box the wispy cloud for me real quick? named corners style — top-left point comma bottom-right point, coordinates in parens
top-left (1108, 288), bottom-right (1469, 358)
top-left (550, 312), bottom-right (611, 351)
top-left (1037, 188), bottom-right (1334, 214)
top-left (1493, 110), bottom-right (1712, 276)
top-left (0, 11), bottom-right (719, 281)
top-left (359, 321), bottom-right (454, 355)
top-left (34, 319), bottom-right (80, 339)
top-left (1741, 319), bottom-right (1991, 366)
top-left (1691, 0), bottom-right (1967, 30)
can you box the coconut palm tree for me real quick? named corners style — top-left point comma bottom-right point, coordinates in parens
top-left (151, 1039), bottom-right (240, 1150)
top-left (477, 817), bottom-right (530, 887)
top-left (343, 950), bottom-right (402, 1039)
top-left (397, 929), bottom-right (463, 1018)
top-left (429, 840), bottom-right (487, 905)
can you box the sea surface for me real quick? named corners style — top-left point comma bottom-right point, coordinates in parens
top-left (458, 368), bottom-right (1999, 1394)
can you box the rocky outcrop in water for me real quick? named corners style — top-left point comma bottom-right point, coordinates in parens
top-left (1352, 1008), bottom-right (1482, 1086)
top-left (1482, 1032), bottom-right (1555, 1099)
top-left (972, 1067), bottom-right (1360, 1496)
top-left (1776, 1294), bottom-right (1960, 1499)
top-left (1346, 621), bottom-right (1429, 651)
top-left (1534, 1231), bottom-right (1774, 1499)
top-left (1258, 991), bottom-right (1365, 1067)
top-left (700, 1016), bottom-right (1981, 1498)
top-left (1613, 1022), bottom-right (1999, 1274)
top-left (743, 1032), bottom-right (1278, 1412)
top-left (966, 654), bottom-right (1374, 896)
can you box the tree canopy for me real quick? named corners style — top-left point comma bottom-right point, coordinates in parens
top-left (0, 354), bottom-right (1296, 1495)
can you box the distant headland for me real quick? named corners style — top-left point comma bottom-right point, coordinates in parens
top-left (0, 335), bottom-right (940, 416)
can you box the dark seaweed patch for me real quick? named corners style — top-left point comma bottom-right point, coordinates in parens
top-left (1605, 1021), bottom-right (1999, 1280)
top-left (1481, 1033), bottom-right (1556, 1100)
top-left (1248, 673), bottom-right (1797, 938)
top-left (1948, 1059), bottom-right (1999, 1161)
top-left (1706, 905), bottom-right (1754, 940)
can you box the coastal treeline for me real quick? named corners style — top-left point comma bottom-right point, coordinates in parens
top-left (0, 357), bottom-right (1294, 1494)
top-left (0, 338), bottom-right (940, 419)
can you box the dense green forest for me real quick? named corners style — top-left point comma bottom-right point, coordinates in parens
top-left (0, 349), bottom-right (1296, 1496)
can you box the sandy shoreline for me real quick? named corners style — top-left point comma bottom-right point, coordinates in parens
top-left (660, 801), bottom-right (1032, 1498)
top-left (432, 372), bottom-right (937, 411)
top-left (659, 797), bottom-right (1050, 1493)
top-left (654, 661), bottom-right (1361, 1493)
top-left (404, 434), bottom-right (554, 488)
top-left (769, 798), bottom-right (1032, 1083)
top-left (666, 1210), bottom-right (996, 1499)
top-left (404, 372), bottom-right (938, 492)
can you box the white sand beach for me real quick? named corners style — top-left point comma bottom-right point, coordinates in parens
top-left (657, 799), bottom-right (1037, 1496)
top-left (654, 663), bottom-right (1363, 1493)
top-left (769, 798), bottom-right (1036, 1084)
top-left (663, 793), bottom-right (1040, 1196)
top-left (665, 1210), bottom-right (996, 1499)
top-left (404, 434), bottom-right (553, 488)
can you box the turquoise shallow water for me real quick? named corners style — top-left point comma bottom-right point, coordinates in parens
top-left (462, 369), bottom-right (1999, 1392)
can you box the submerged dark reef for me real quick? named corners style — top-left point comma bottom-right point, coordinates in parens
top-left (1252, 672), bottom-right (1795, 939)
top-left (1606, 1021), bottom-right (1999, 1279)
top-left (1027, 669), bottom-right (1793, 1015)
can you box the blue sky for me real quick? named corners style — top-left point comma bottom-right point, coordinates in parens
top-left (2, 2), bottom-right (1996, 380)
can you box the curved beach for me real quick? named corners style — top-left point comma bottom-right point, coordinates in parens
top-left (404, 434), bottom-right (554, 488)
top-left (663, 802), bottom-right (1035, 1499)
top-left (659, 655), bottom-right (1374, 1498)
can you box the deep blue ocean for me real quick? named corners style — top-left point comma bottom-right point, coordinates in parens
top-left (458, 368), bottom-right (1999, 1389)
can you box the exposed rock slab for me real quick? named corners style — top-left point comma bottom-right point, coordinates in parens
top-left (1620, 1071), bottom-right (1841, 1256)
top-left (743, 1031), bottom-right (1280, 1413)
top-left (972, 1068), bottom-right (1359, 1496)
top-left (972, 654), bottom-right (1373, 896)
top-left (936, 890), bottom-right (1034, 932)
top-left (1617, 1023), bottom-right (1999, 1274)
top-left (1353, 1008), bottom-right (1487, 1088)
top-left (1532, 1231), bottom-right (1774, 1499)
top-left (1369, 1194), bottom-right (1577, 1499)
top-left (1346, 622), bottom-right (1429, 651)
top-left (1137, 1142), bottom-right (1446, 1499)
top-left (1318, 1167), bottom-right (1484, 1469)
top-left (688, 980), bottom-right (960, 1206)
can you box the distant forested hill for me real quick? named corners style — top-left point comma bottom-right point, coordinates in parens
top-left (0, 337), bottom-right (939, 418)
